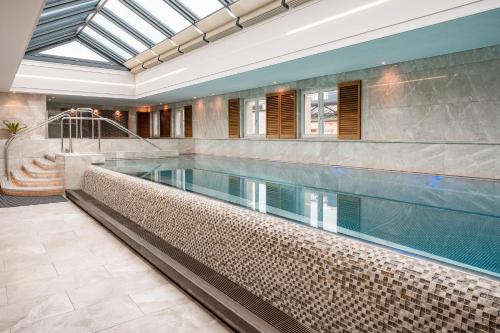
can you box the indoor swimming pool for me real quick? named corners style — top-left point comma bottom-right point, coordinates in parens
top-left (104, 155), bottom-right (500, 278)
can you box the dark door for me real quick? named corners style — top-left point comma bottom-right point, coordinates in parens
top-left (160, 109), bottom-right (171, 137)
top-left (136, 112), bottom-right (150, 138)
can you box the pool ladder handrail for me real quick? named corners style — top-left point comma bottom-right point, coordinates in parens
top-left (4, 108), bottom-right (160, 179)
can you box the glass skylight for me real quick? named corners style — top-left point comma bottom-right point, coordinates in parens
top-left (40, 40), bottom-right (109, 62)
top-left (179, 0), bottom-right (223, 18)
top-left (104, 0), bottom-right (167, 44)
top-left (135, 0), bottom-right (191, 33)
top-left (82, 27), bottom-right (133, 60)
top-left (92, 13), bottom-right (147, 53)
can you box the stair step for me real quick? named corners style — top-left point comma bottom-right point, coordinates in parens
top-left (33, 158), bottom-right (63, 171)
top-left (10, 170), bottom-right (63, 187)
top-left (1, 176), bottom-right (64, 197)
top-left (22, 163), bottom-right (64, 179)
top-left (44, 154), bottom-right (56, 162)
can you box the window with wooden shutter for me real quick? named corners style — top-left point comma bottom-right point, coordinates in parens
top-left (228, 98), bottom-right (241, 138)
top-left (136, 112), bottom-right (150, 138)
top-left (160, 108), bottom-right (171, 137)
top-left (279, 90), bottom-right (296, 139)
top-left (266, 94), bottom-right (280, 139)
top-left (266, 90), bottom-right (296, 139)
top-left (338, 80), bottom-right (361, 140)
top-left (184, 105), bottom-right (193, 138)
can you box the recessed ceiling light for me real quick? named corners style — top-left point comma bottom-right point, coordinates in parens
top-left (381, 61), bottom-right (386, 65)
top-left (193, 97), bottom-right (197, 99)
top-left (273, 81), bottom-right (278, 84)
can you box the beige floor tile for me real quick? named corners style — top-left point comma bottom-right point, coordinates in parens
top-left (67, 269), bottom-right (167, 309)
top-left (52, 254), bottom-right (106, 275)
top-left (11, 311), bottom-right (93, 333)
top-left (1, 202), bottom-right (233, 333)
top-left (104, 257), bottom-right (153, 277)
top-left (129, 283), bottom-right (192, 314)
top-left (37, 231), bottom-right (79, 250)
top-left (3, 253), bottom-right (53, 272)
top-left (100, 303), bottom-right (233, 333)
top-left (0, 287), bottom-right (6, 306)
top-left (0, 293), bottom-right (74, 331)
top-left (0, 264), bottom-right (57, 287)
top-left (6, 267), bottom-right (111, 304)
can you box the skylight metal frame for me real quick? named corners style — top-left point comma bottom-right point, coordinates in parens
top-left (118, 0), bottom-right (175, 37)
top-left (100, 8), bottom-right (156, 48)
top-left (87, 21), bottom-right (138, 57)
top-left (78, 34), bottom-right (127, 65)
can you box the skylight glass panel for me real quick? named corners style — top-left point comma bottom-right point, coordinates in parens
top-left (104, 0), bottom-right (166, 44)
top-left (92, 13), bottom-right (147, 53)
top-left (135, 0), bottom-right (191, 33)
top-left (40, 40), bottom-right (109, 62)
top-left (82, 27), bottom-right (133, 60)
top-left (178, 0), bottom-right (223, 18)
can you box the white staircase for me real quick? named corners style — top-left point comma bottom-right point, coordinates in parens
top-left (1, 154), bottom-right (64, 196)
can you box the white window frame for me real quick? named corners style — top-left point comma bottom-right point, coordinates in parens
top-left (301, 88), bottom-right (338, 138)
top-left (173, 108), bottom-right (184, 138)
top-left (243, 97), bottom-right (266, 138)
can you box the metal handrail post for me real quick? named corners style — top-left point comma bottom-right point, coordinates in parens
top-left (60, 119), bottom-right (64, 152)
top-left (69, 117), bottom-right (73, 153)
top-left (98, 120), bottom-right (101, 152)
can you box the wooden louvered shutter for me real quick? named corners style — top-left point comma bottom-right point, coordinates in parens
top-left (279, 90), bottom-right (296, 139)
top-left (228, 98), bottom-right (240, 138)
top-left (338, 80), bottom-right (361, 140)
top-left (266, 91), bottom-right (296, 139)
top-left (184, 105), bottom-right (192, 138)
top-left (160, 108), bottom-right (171, 137)
top-left (266, 93), bottom-right (280, 139)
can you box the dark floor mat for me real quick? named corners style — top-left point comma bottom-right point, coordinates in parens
top-left (0, 194), bottom-right (67, 208)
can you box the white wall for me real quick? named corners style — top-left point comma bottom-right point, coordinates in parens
top-left (11, 60), bottom-right (135, 99)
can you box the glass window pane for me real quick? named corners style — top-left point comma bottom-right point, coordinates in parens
top-left (104, 0), bottom-right (167, 44)
top-left (82, 27), bottom-right (133, 60)
top-left (175, 109), bottom-right (183, 136)
top-left (304, 92), bottom-right (319, 135)
top-left (135, 0), bottom-right (191, 33)
top-left (322, 194), bottom-right (338, 232)
top-left (92, 13), bottom-right (147, 53)
top-left (245, 100), bottom-right (256, 135)
top-left (40, 40), bottom-right (109, 62)
top-left (178, 0), bottom-right (223, 18)
top-left (258, 99), bottom-right (266, 135)
top-left (323, 90), bottom-right (338, 136)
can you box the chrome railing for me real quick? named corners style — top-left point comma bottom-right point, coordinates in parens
top-left (4, 108), bottom-right (160, 178)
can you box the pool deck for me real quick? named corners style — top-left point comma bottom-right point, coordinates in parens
top-left (0, 201), bottom-right (232, 333)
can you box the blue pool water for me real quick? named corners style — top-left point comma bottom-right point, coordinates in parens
top-left (104, 155), bottom-right (500, 278)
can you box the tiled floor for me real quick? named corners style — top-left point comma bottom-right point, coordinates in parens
top-left (0, 201), bottom-right (233, 333)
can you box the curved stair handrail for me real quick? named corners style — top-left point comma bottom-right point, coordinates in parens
top-left (4, 108), bottom-right (160, 179)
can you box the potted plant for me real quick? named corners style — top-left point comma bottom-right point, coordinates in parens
top-left (1, 120), bottom-right (27, 137)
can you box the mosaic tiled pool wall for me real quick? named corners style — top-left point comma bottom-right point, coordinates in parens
top-left (82, 166), bottom-right (500, 333)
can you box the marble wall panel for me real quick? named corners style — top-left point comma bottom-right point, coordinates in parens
top-left (0, 93), bottom-right (46, 140)
top-left (444, 144), bottom-right (497, 178)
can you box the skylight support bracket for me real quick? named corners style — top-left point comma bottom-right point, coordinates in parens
top-left (118, 0), bottom-right (175, 38)
top-left (100, 8), bottom-right (155, 48)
